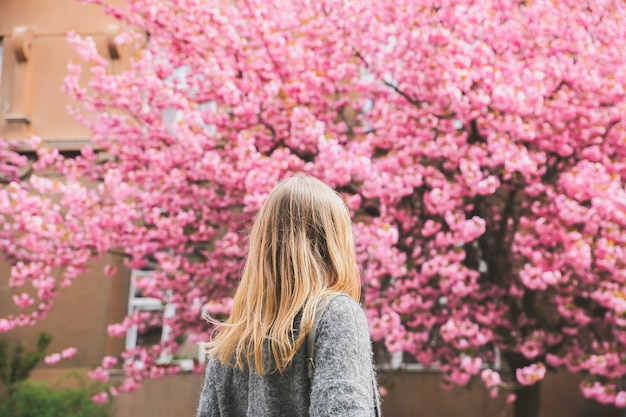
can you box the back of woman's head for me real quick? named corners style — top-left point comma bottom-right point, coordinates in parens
top-left (208, 175), bottom-right (361, 374)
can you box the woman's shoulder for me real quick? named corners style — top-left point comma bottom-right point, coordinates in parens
top-left (205, 356), bottom-right (223, 377)
top-left (314, 293), bottom-right (373, 365)
top-left (325, 292), bottom-right (361, 309)
top-left (322, 293), bottom-right (368, 328)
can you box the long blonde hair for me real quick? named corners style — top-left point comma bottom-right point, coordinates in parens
top-left (207, 175), bottom-right (361, 375)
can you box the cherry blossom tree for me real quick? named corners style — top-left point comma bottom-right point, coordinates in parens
top-left (0, 138), bottom-right (96, 333)
top-left (3, 0), bottom-right (626, 416)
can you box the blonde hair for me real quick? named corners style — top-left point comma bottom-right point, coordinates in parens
top-left (207, 175), bottom-right (361, 375)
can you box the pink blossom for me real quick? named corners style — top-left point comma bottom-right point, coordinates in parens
top-left (107, 323), bottom-right (128, 338)
top-left (119, 377), bottom-right (140, 393)
top-left (25, 136), bottom-right (42, 149)
top-left (475, 176), bottom-right (500, 196)
top-left (481, 369), bottom-right (502, 389)
top-left (88, 367), bottom-right (110, 382)
top-left (421, 220), bottom-right (441, 237)
top-left (91, 392), bottom-right (109, 404)
top-left (519, 339), bottom-right (542, 360)
top-left (0, 319), bottom-right (15, 333)
top-left (61, 347), bottom-right (77, 359)
top-left (103, 264), bottom-right (118, 276)
top-left (110, 386), bottom-right (120, 397)
top-left (149, 366), bottom-right (165, 379)
top-left (546, 354), bottom-right (564, 367)
top-left (516, 363), bottom-right (546, 386)
top-left (44, 353), bottom-right (62, 365)
top-left (12, 293), bottom-right (35, 308)
top-left (102, 356), bottom-right (118, 369)
top-left (459, 355), bottom-right (482, 374)
top-left (346, 194), bottom-right (362, 210)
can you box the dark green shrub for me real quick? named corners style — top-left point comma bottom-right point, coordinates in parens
top-left (0, 333), bottom-right (112, 417)
top-left (0, 332), bottom-right (52, 397)
top-left (0, 380), bottom-right (111, 417)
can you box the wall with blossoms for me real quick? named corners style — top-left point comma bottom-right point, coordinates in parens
top-left (3, 1), bottom-right (626, 417)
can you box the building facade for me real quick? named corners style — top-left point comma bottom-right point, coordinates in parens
top-left (0, 1), bottom-right (622, 416)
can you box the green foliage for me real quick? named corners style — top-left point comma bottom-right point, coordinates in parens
top-left (0, 334), bottom-right (112, 416)
top-left (0, 332), bottom-right (52, 386)
top-left (0, 381), bottom-right (112, 417)
top-left (0, 332), bottom-right (52, 397)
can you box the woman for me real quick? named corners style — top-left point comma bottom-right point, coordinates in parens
top-left (197, 175), bottom-right (380, 416)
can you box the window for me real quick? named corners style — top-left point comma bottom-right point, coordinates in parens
top-left (161, 64), bottom-right (217, 138)
top-left (126, 270), bottom-right (204, 370)
top-left (373, 342), bottom-right (433, 371)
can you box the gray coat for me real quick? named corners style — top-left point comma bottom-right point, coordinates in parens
top-left (196, 295), bottom-right (380, 416)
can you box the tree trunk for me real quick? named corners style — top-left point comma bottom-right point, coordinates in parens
top-left (514, 380), bottom-right (541, 417)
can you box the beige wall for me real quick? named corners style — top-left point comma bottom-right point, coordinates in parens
top-left (379, 370), bottom-right (620, 417)
top-left (0, 0), bottom-right (133, 371)
top-left (0, 255), bottom-right (129, 368)
top-left (0, 0), bottom-right (128, 148)
top-left (0, 0), bottom-right (129, 391)
top-left (23, 367), bottom-right (624, 417)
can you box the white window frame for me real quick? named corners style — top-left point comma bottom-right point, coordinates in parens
top-left (126, 269), bottom-right (204, 370)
